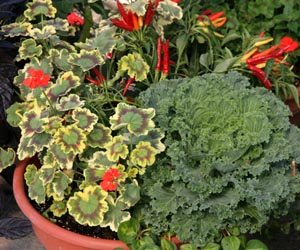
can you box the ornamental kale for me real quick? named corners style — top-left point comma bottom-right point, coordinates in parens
top-left (137, 71), bottom-right (300, 246)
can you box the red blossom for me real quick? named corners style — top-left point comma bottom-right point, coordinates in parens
top-left (279, 36), bottom-right (298, 53)
top-left (23, 68), bottom-right (50, 89)
top-left (67, 12), bottom-right (84, 26)
top-left (100, 168), bottom-right (121, 191)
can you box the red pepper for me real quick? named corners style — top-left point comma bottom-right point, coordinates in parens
top-left (248, 64), bottom-right (272, 90)
top-left (246, 53), bottom-right (274, 65)
top-left (122, 77), bottom-right (135, 96)
top-left (162, 39), bottom-right (169, 75)
top-left (155, 37), bottom-right (162, 71)
top-left (116, 0), bottom-right (129, 24)
top-left (144, 0), bottom-right (159, 25)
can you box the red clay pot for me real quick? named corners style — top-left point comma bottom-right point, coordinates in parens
top-left (13, 157), bottom-right (129, 250)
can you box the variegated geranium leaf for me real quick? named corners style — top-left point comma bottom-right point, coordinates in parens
top-left (0, 148), bottom-right (15, 172)
top-left (100, 195), bottom-right (131, 232)
top-left (25, 165), bottom-right (45, 203)
top-left (130, 141), bottom-right (157, 167)
top-left (88, 151), bottom-right (117, 168)
top-left (45, 145), bottom-right (75, 170)
top-left (17, 136), bottom-right (38, 160)
top-left (67, 185), bottom-right (108, 226)
top-left (157, 0), bottom-right (183, 24)
top-left (110, 103), bottom-right (155, 136)
top-left (87, 123), bottom-right (112, 148)
top-left (47, 71), bottom-right (81, 103)
top-left (20, 110), bottom-right (44, 136)
top-left (56, 94), bottom-right (85, 111)
top-left (6, 102), bottom-right (29, 127)
top-left (49, 35), bottom-right (76, 53)
top-left (83, 167), bottom-right (106, 183)
top-left (125, 129), bottom-right (165, 153)
top-left (54, 125), bottom-right (87, 154)
top-left (1, 22), bottom-right (33, 37)
top-left (106, 135), bottom-right (129, 162)
top-left (75, 27), bottom-right (117, 55)
top-left (24, 0), bottom-right (57, 20)
top-left (117, 52), bottom-right (149, 81)
top-left (69, 49), bottom-right (104, 71)
top-left (44, 18), bottom-right (69, 32)
top-left (119, 180), bottom-right (140, 208)
top-left (17, 39), bottom-right (43, 61)
top-left (72, 108), bottom-right (98, 132)
top-left (52, 171), bottom-right (72, 199)
top-left (29, 25), bottom-right (56, 39)
top-left (129, 0), bottom-right (147, 16)
top-left (39, 164), bottom-right (56, 185)
top-left (50, 200), bottom-right (67, 217)
top-left (28, 132), bottom-right (52, 152)
top-left (49, 48), bottom-right (73, 71)
top-left (43, 116), bottom-right (63, 134)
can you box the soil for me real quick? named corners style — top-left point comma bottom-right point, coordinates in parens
top-left (31, 199), bottom-right (118, 240)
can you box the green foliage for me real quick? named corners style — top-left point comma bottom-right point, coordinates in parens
top-left (138, 72), bottom-right (300, 246)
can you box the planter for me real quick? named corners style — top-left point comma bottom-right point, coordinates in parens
top-left (13, 157), bottom-right (129, 250)
top-left (285, 87), bottom-right (300, 127)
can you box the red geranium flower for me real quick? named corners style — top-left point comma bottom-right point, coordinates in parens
top-left (23, 68), bottom-right (50, 89)
top-left (100, 168), bottom-right (121, 191)
top-left (67, 12), bottom-right (84, 26)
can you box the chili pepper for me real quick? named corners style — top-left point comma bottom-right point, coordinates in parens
top-left (248, 64), bottom-right (272, 90)
top-left (162, 39), bottom-right (169, 75)
top-left (240, 48), bottom-right (258, 62)
top-left (110, 18), bottom-right (134, 31)
top-left (144, 0), bottom-right (159, 26)
top-left (246, 53), bottom-right (274, 65)
top-left (138, 16), bottom-right (143, 27)
top-left (155, 37), bottom-right (162, 71)
top-left (116, 0), bottom-right (129, 24)
top-left (131, 12), bottom-right (139, 30)
top-left (122, 77), bottom-right (135, 96)
top-left (252, 45), bottom-right (279, 59)
top-left (92, 67), bottom-right (105, 84)
top-left (254, 37), bottom-right (273, 47)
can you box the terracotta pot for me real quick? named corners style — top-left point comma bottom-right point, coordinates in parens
top-left (13, 157), bottom-right (129, 250)
top-left (285, 87), bottom-right (300, 127)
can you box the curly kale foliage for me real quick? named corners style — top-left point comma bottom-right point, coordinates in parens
top-left (137, 72), bottom-right (300, 246)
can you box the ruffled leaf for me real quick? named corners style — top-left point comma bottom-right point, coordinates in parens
top-left (87, 123), bottom-right (112, 148)
top-left (0, 148), bottom-right (15, 172)
top-left (28, 25), bottom-right (57, 39)
top-left (0, 22), bottom-right (33, 37)
top-left (110, 102), bottom-right (155, 136)
top-left (17, 136), bottom-right (37, 160)
top-left (130, 141), bottom-right (157, 167)
top-left (25, 165), bottom-right (45, 203)
top-left (47, 71), bottom-right (81, 103)
top-left (106, 135), bottom-right (129, 162)
top-left (24, 0), bottom-right (57, 20)
top-left (51, 171), bottom-right (72, 199)
top-left (72, 108), bottom-right (98, 132)
top-left (54, 125), bottom-right (87, 154)
top-left (17, 39), bottom-right (43, 60)
top-left (56, 94), bottom-right (85, 111)
top-left (117, 52), bottom-right (149, 81)
top-left (67, 185), bottom-right (108, 226)
top-left (100, 195), bottom-right (131, 232)
top-left (75, 26), bottom-right (117, 55)
top-left (88, 151), bottom-right (116, 168)
top-left (20, 110), bottom-right (44, 137)
top-left (46, 144), bottom-right (75, 170)
top-left (49, 48), bottom-right (73, 71)
top-left (69, 49), bottom-right (104, 71)
top-left (50, 200), bottom-right (67, 217)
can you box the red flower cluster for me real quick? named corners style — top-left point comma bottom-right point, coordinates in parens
top-left (100, 168), bottom-right (121, 191)
top-left (23, 68), bottom-right (50, 89)
top-left (246, 36), bottom-right (299, 89)
top-left (67, 12), bottom-right (84, 26)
